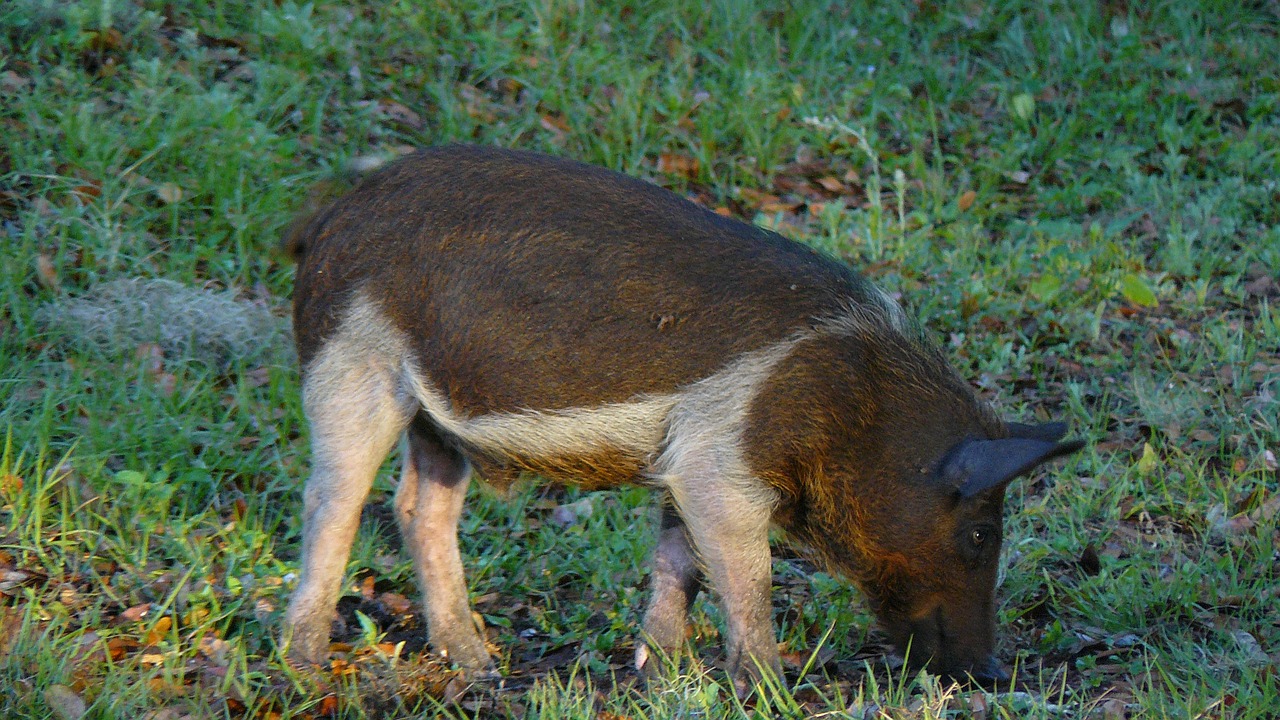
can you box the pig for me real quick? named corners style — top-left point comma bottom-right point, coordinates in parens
top-left (280, 144), bottom-right (1083, 690)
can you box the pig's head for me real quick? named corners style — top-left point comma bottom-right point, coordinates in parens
top-left (855, 421), bottom-right (1084, 683)
top-left (746, 323), bottom-right (1085, 682)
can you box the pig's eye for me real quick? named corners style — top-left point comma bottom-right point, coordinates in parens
top-left (970, 528), bottom-right (989, 547)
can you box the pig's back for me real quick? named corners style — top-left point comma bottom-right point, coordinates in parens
top-left (292, 144), bottom-right (890, 414)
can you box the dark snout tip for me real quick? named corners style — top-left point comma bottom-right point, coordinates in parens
top-left (937, 656), bottom-right (1009, 687)
top-left (962, 656), bottom-right (1010, 686)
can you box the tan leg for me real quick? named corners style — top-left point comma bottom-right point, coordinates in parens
top-left (637, 501), bottom-right (702, 676)
top-left (394, 417), bottom-right (494, 674)
top-left (667, 474), bottom-right (781, 693)
top-left (284, 353), bottom-right (415, 663)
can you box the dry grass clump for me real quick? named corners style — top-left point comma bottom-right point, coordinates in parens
top-left (37, 277), bottom-right (293, 370)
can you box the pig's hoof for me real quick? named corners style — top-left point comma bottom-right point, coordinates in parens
top-left (634, 642), bottom-right (687, 684)
top-left (463, 664), bottom-right (501, 682)
top-left (728, 660), bottom-right (786, 699)
top-left (282, 624), bottom-right (331, 666)
top-left (437, 641), bottom-right (497, 680)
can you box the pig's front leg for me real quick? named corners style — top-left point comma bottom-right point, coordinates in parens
top-left (666, 472), bottom-right (781, 693)
top-left (637, 501), bottom-right (703, 676)
top-left (394, 417), bottom-right (495, 676)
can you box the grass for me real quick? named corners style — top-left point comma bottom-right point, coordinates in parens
top-left (2, 0), bottom-right (1278, 717)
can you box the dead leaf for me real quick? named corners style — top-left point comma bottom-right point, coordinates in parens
top-left (815, 175), bottom-right (847, 193)
top-left (135, 343), bottom-right (164, 374)
top-left (1251, 494), bottom-right (1280, 523)
top-left (958, 189), bottom-right (977, 211)
top-left (154, 183), bottom-right (183, 204)
top-left (0, 608), bottom-right (21, 659)
top-left (198, 635), bottom-right (231, 666)
top-left (106, 636), bottom-right (140, 660)
top-left (1078, 544), bottom-right (1102, 576)
top-left (36, 254), bottom-right (60, 291)
top-left (378, 592), bottom-right (413, 615)
top-left (540, 113), bottom-right (570, 135)
top-left (1099, 698), bottom-right (1127, 720)
top-left (141, 708), bottom-right (191, 720)
top-left (657, 153), bottom-right (700, 180)
top-left (70, 180), bottom-right (101, 201)
top-left (0, 70), bottom-right (30, 93)
top-left (44, 684), bottom-right (87, 720)
top-left (184, 607), bottom-right (209, 627)
top-left (244, 366), bottom-right (272, 388)
top-left (968, 692), bottom-right (989, 720)
top-left (779, 644), bottom-right (836, 671)
top-left (0, 569), bottom-right (33, 594)
top-left (760, 199), bottom-right (801, 214)
top-left (120, 603), bottom-right (152, 622)
top-left (145, 616), bottom-right (173, 645)
top-left (441, 675), bottom-right (466, 703)
top-left (1206, 503), bottom-right (1254, 537)
top-left (85, 27), bottom-right (123, 53)
top-left (379, 100), bottom-right (422, 129)
top-left (154, 372), bottom-right (177, 397)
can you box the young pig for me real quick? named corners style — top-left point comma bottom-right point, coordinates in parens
top-left (282, 144), bottom-right (1082, 689)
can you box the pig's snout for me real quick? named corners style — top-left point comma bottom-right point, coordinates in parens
top-left (894, 606), bottom-right (1008, 685)
top-left (967, 655), bottom-right (1010, 684)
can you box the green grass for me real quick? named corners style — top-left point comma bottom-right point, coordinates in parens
top-left (2, 0), bottom-right (1278, 717)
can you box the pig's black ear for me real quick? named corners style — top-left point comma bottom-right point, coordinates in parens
top-left (1006, 421), bottom-right (1067, 442)
top-left (942, 436), bottom-right (1085, 499)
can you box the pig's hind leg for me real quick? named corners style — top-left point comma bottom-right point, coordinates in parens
top-left (394, 415), bottom-right (495, 675)
top-left (284, 346), bottom-right (416, 663)
top-left (637, 501), bottom-right (704, 676)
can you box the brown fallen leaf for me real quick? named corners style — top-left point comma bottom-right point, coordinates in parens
top-left (379, 100), bottom-right (423, 129)
top-left (0, 607), bottom-right (21, 659)
top-left (1251, 493), bottom-right (1280, 523)
top-left (760, 199), bottom-right (801, 214)
top-left (540, 113), bottom-right (570, 135)
top-left (815, 175), bottom-right (847, 193)
top-left (44, 684), bottom-right (87, 720)
top-left (1, 70), bottom-right (30, 93)
top-left (135, 343), bottom-right (164, 374)
top-left (379, 591), bottom-right (413, 615)
top-left (120, 602), bottom-right (152, 623)
top-left (106, 636), bottom-right (140, 661)
top-left (36, 254), bottom-right (60, 291)
top-left (317, 695), bottom-right (340, 717)
top-left (657, 153), bottom-right (700, 180)
top-left (1099, 698), bottom-right (1127, 719)
top-left (968, 691), bottom-right (989, 720)
top-left (958, 189), bottom-right (977, 211)
top-left (154, 183), bottom-right (183, 205)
